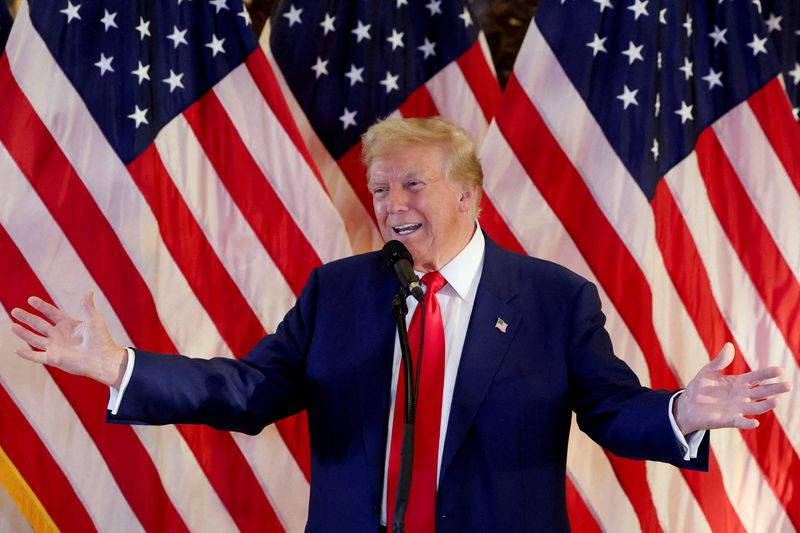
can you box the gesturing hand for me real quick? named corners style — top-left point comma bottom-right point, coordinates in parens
top-left (10, 292), bottom-right (128, 389)
top-left (673, 343), bottom-right (792, 435)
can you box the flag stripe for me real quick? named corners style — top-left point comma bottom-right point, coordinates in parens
top-left (183, 89), bottom-right (323, 300)
top-left (654, 181), bottom-right (800, 531)
top-left (746, 78), bottom-right (800, 196)
top-left (0, 52), bottom-right (287, 533)
top-left (565, 473), bottom-right (603, 533)
top-left (127, 144), bottom-right (264, 356)
top-left (1, 139), bottom-right (242, 533)
top-left (455, 40), bottom-right (502, 123)
top-left (0, 382), bottom-right (94, 533)
top-left (0, 442), bottom-right (58, 533)
top-left (694, 130), bottom-right (800, 368)
top-left (399, 84), bottom-right (441, 117)
top-left (497, 72), bottom-right (746, 533)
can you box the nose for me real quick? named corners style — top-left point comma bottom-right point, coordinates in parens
top-left (386, 186), bottom-right (409, 214)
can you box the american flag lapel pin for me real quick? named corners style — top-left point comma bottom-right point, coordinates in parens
top-left (495, 317), bottom-right (508, 333)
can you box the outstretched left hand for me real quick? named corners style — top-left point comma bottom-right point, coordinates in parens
top-left (673, 342), bottom-right (792, 435)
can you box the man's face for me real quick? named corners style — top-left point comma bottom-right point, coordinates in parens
top-left (368, 144), bottom-right (476, 272)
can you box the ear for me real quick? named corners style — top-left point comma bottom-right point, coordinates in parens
top-left (458, 187), bottom-right (475, 214)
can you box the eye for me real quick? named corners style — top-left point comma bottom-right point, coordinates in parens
top-left (406, 179), bottom-right (424, 190)
top-left (370, 185), bottom-right (388, 198)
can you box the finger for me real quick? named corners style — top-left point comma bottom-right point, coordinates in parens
top-left (746, 381), bottom-right (792, 400)
top-left (741, 397), bottom-right (778, 415)
top-left (10, 308), bottom-right (53, 335)
top-left (10, 323), bottom-right (48, 350)
top-left (15, 346), bottom-right (48, 365)
top-left (81, 290), bottom-right (97, 318)
top-left (732, 415), bottom-right (759, 430)
top-left (28, 296), bottom-right (68, 323)
top-left (739, 366), bottom-right (785, 384)
top-left (707, 342), bottom-right (735, 372)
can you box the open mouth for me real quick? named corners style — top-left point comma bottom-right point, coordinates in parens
top-left (393, 223), bottom-right (422, 235)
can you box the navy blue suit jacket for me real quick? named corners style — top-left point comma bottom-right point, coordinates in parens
top-left (109, 236), bottom-right (708, 532)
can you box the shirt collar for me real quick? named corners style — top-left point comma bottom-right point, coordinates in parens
top-left (417, 223), bottom-right (485, 300)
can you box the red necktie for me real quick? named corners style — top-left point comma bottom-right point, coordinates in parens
top-left (386, 271), bottom-right (447, 532)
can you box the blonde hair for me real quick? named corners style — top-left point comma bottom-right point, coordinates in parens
top-left (361, 117), bottom-right (483, 218)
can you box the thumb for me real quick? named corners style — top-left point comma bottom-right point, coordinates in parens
top-left (707, 342), bottom-right (735, 373)
top-left (81, 290), bottom-right (98, 318)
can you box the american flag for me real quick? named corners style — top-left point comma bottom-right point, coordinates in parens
top-left (0, 0), bottom-right (497, 530)
top-left (480, 0), bottom-right (800, 531)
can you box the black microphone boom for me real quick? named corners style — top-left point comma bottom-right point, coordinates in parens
top-left (382, 240), bottom-right (424, 302)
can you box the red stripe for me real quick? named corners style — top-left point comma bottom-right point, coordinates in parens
top-left (0, 224), bottom-right (187, 532)
top-left (181, 93), bottom-right (314, 479)
top-left (399, 84), bottom-right (440, 118)
top-left (245, 49), bottom-right (327, 192)
top-left (183, 90), bottom-right (322, 298)
top-left (746, 77), bottom-right (800, 196)
top-left (127, 145), bottom-right (266, 357)
top-left (654, 181), bottom-right (800, 530)
top-left (456, 40), bottom-right (502, 122)
top-left (0, 370), bottom-right (95, 531)
top-left (0, 55), bottom-right (283, 532)
top-left (477, 194), bottom-right (527, 255)
top-left (694, 130), bottom-right (800, 368)
top-left (337, 140), bottom-right (377, 226)
top-left (566, 476), bottom-right (602, 533)
top-left (496, 73), bottom-right (746, 532)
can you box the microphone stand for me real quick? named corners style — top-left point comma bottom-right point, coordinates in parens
top-left (391, 288), bottom-right (425, 533)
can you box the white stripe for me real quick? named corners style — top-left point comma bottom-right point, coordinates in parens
top-left (566, 417), bottom-right (640, 531)
top-left (5, 2), bottom-right (225, 359)
top-left (214, 61), bottom-right (353, 264)
top-left (0, 314), bottom-right (142, 532)
top-left (0, 481), bottom-right (34, 533)
top-left (480, 124), bottom-right (710, 532)
top-left (665, 154), bottom-right (800, 453)
top-left (713, 102), bottom-right (800, 283)
top-left (0, 141), bottom-right (239, 533)
top-left (478, 32), bottom-right (497, 78)
top-left (259, 23), bottom-right (383, 256)
top-left (153, 117), bottom-right (296, 332)
top-left (425, 60), bottom-right (490, 146)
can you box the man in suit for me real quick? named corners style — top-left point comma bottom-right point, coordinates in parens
top-left (10, 117), bottom-right (790, 531)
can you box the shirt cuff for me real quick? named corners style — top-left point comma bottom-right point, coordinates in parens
top-left (668, 390), bottom-right (706, 461)
top-left (107, 348), bottom-right (135, 415)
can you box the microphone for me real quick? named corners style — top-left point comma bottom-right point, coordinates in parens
top-left (382, 240), bottom-right (424, 302)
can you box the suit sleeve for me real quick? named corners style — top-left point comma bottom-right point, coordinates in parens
top-left (567, 281), bottom-right (709, 471)
top-left (106, 268), bottom-right (321, 435)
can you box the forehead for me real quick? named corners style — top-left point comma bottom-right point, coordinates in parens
top-left (367, 143), bottom-right (446, 181)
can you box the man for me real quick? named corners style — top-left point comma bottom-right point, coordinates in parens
top-left (9, 117), bottom-right (790, 531)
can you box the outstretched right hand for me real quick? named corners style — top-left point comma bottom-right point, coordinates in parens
top-left (10, 292), bottom-right (127, 389)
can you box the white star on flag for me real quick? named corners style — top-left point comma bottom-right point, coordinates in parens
top-left (418, 38), bottom-right (436, 58)
top-left (320, 13), bottom-right (335, 35)
top-left (426, 0), bottom-right (442, 16)
top-left (621, 41), bottom-right (644, 64)
top-left (167, 26), bottom-right (188, 48)
top-left (205, 34), bottom-right (226, 57)
top-left (593, 0), bottom-right (613, 13)
top-left (344, 64), bottom-right (364, 86)
top-left (709, 25), bottom-right (728, 47)
top-left (135, 17), bottom-right (151, 39)
top-left (587, 33), bottom-right (607, 57)
top-left (131, 61), bottom-right (150, 85)
top-left (283, 4), bottom-right (302, 27)
top-left (675, 100), bottom-right (694, 124)
top-left (386, 29), bottom-right (404, 50)
top-left (352, 20), bottom-right (371, 43)
top-left (94, 53), bottom-right (114, 76)
top-left (459, 7), bottom-right (473, 27)
top-left (162, 69), bottom-right (184, 92)
top-left (702, 68), bottom-right (723, 89)
top-left (617, 85), bottom-right (639, 109)
top-left (209, 0), bottom-right (228, 14)
top-left (627, 0), bottom-right (649, 20)
top-left (127, 105), bottom-right (148, 128)
top-left (100, 9), bottom-right (117, 31)
top-left (379, 71), bottom-right (399, 93)
top-left (339, 107), bottom-right (357, 130)
top-left (60, 1), bottom-right (81, 23)
top-left (746, 33), bottom-right (768, 56)
top-left (311, 57), bottom-right (329, 78)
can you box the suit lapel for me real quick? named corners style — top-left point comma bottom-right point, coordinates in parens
top-left (440, 238), bottom-right (521, 481)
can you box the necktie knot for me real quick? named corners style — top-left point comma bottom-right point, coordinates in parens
top-left (421, 271), bottom-right (447, 295)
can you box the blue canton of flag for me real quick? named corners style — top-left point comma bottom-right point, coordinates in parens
top-left (536, 0), bottom-right (781, 199)
top-left (269, 0), bottom-right (480, 160)
top-left (28, 0), bottom-right (258, 164)
top-left (762, 0), bottom-right (800, 120)
top-left (0, 2), bottom-right (12, 51)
